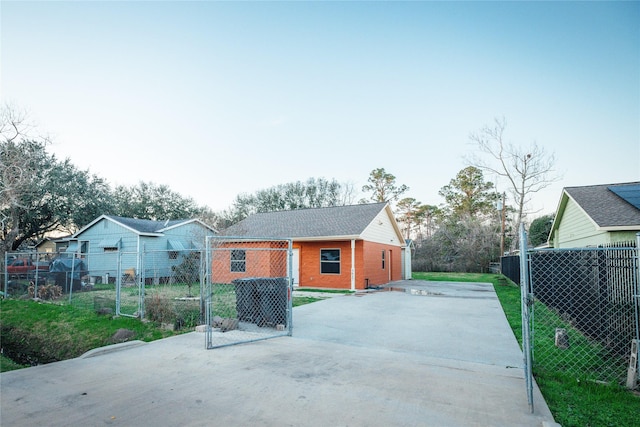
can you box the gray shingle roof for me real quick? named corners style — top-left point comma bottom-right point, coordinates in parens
top-left (223, 203), bottom-right (388, 239)
top-left (565, 182), bottom-right (640, 227)
top-left (105, 216), bottom-right (190, 233)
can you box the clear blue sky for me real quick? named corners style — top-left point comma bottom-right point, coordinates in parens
top-left (2, 1), bottom-right (639, 220)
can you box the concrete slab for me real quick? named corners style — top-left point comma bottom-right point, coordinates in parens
top-left (0, 280), bottom-right (558, 426)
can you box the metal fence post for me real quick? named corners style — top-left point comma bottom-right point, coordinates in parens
top-left (634, 233), bottom-right (640, 387)
top-left (199, 248), bottom-right (206, 326)
top-left (33, 251), bottom-right (39, 299)
top-left (68, 251), bottom-right (77, 304)
top-left (205, 236), bottom-right (213, 349)
top-left (287, 241), bottom-right (294, 337)
top-left (519, 224), bottom-right (534, 413)
top-left (116, 250), bottom-right (122, 316)
top-left (3, 252), bottom-right (8, 297)
top-left (139, 244), bottom-right (145, 319)
top-left (633, 233), bottom-right (640, 348)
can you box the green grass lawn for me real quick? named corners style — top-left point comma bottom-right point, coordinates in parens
top-left (0, 284), bottom-right (326, 372)
top-left (0, 298), bottom-right (178, 371)
top-left (0, 353), bottom-right (27, 372)
top-left (414, 271), bottom-right (640, 427)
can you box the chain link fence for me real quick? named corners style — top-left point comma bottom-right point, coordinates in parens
top-left (4, 251), bottom-right (60, 300)
top-left (205, 237), bottom-right (292, 349)
top-left (3, 248), bottom-right (205, 332)
top-left (525, 241), bottom-right (639, 386)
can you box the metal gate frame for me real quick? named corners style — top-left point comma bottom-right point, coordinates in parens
top-left (113, 250), bottom-right (144, 318)
top-left (520, 230), bottom-right (640, 404)
top-left (204, 236), bottom-right (293, 349)
top-left (519, 224), bottom-right (534, 413)
top-left (632, 233), bottom-right (640, 388)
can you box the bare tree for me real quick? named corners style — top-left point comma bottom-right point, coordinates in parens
top-left (468, 117), bottom-right (559, 248)
top-left (337, 180), bottom-right (359, 206)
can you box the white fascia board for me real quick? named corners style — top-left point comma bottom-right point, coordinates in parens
top-left (72, 214), bottom-right (110, 238)
top-left (384, 204), bottom-right (406, 247)
top-left (598, 225), bottom-right (640, 232)
top-left (293, 235), bottom-right (361, 242)
top-left (159, 218), bottom-right (218, 234)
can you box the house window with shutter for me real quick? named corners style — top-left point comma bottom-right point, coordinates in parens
top-left (320, 249), bottom-right (340, 274)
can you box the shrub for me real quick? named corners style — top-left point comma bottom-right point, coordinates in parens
top-left (145, 294), bottom-right (175, 324)
top-left (28, 283), bottom-right (62, 300)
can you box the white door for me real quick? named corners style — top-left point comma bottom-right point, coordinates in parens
top-left (292, 248), bottom-right (300, 286)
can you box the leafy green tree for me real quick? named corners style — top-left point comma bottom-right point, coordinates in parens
top-left (419, 216), bottom-right (499, 273)
top-left (438, 166), bottom-right (499, 219)
top-left (412, 167), bottom-right (501, 272)
top-left (0, 139), bottom-right (110, 252)
top-left (361, 168), bottom-right (409, 204)
top-left (1, 103), bottom-right (113, 254)
top-left (110, 181), bottom-right (203, 221)
top-left (529, 214), bottom-right (554, 247)
top-left (1, 105), bottom-right (217, 260)
top-left (223, 177), bottom-right (352, 224)
top-left (49, 159), bottom-right (112, 232)
top-left (396, 197), bottom-right (436, 240)
top-left (418, 204), bottom-right (441, 240)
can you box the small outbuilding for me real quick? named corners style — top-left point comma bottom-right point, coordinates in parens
top-left (222, 202), bottom-right (407, 290)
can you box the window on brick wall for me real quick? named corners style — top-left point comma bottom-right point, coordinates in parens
top-left (231, 249), bottom-right (246, 272)
top-left (381, 250), bottom-right (386, 269)
top-left (320, 249), bottom-right (340, 274)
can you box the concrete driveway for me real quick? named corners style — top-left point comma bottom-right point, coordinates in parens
top-left (1, 280), bottom-right (558, 426)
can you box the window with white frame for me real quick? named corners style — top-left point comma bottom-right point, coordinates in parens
top-left (320, 249), bottom-right (340, 274)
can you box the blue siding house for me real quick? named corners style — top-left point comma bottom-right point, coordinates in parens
top-left (67, 215), bottom-right (217, 284)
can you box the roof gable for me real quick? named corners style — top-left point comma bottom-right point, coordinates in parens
top-left (74, 215), bottom-right (216, 238)
top-left (223, 203), bottom-right (402, 242)
top-left (563, 182), bottom-right (640, 228)
top-left (550, 181), bottom-right (640, 243)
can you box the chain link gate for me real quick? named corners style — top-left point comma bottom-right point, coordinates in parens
top-left (522, 231), bottom-right (640, 392)
top-left (204, 237), bottom-right (293, 349)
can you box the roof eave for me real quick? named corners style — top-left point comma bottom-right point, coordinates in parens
top-left (598, 225), bottom-right (640, 232)
top-left (72, 214), bottom-right (110, 238)
top-left (158, 218), bottom-right (218, 234)
top-left (384, 204), bottom-right (406, 245)
top-left (293, 235), bottom-right (362, 242)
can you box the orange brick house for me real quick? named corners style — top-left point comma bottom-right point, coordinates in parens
top-left (220, 203), bottom-right (407, 290)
